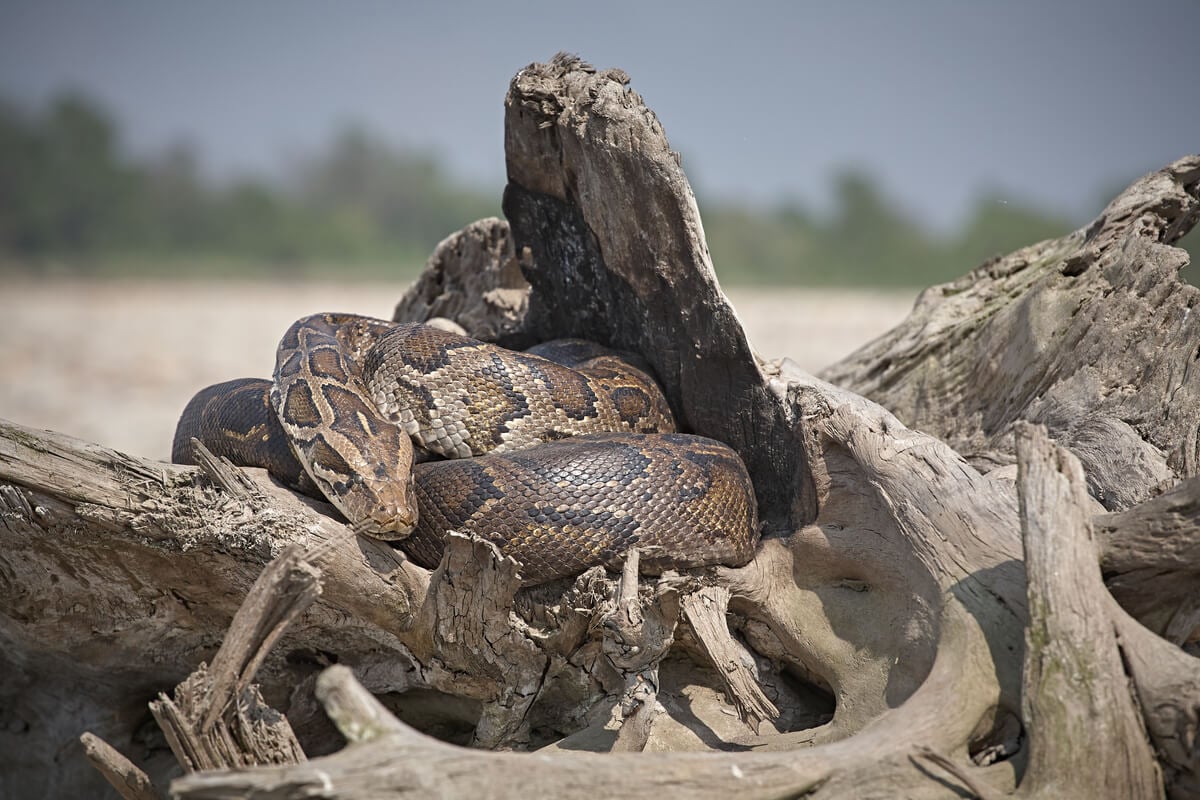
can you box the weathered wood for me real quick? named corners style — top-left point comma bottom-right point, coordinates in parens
top-left (410, 531), bottom-right (543, 749)
top-left (603, 550), bottom-right (664, 753)
top-left (1109, 598), bottom-right (1200, 799)
top-left (1014, 423), bottom-right (1161, 798)
top-left (824, 157), bottom-right (1200, 512)
top-left (1096, 476), bottom-right (1200, 647)
top-left (145, 543), bottom-right (315, 773)
top-left (316, 662), bottom-right (411, 744)
top-left (3, 52), bottom-right (1198, 800)
top-left (79, 732), bottom-right (160, 800)
top-left (0, 418), bottom-right (428, 797)
top-left (749, 364), bottom-right (1024, 748)
top-left (502, 53), bottom-right (812, 528)
top-left (391, 216), bottom-right (532, 348)
top-left (189, 438), bottom-right (261, 501)
top-left (681, 586), bottom-right (778, 733)
top-left (171, 665), bottom-right (832, 800)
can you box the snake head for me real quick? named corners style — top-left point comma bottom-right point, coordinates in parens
top-left (351, 469), bottom-right (419, 540)
top-left (286, 401), bottom-right (421, 540)
top-left (271, 314), bottom-right (422, 540)
top-left (334, 439), bottom-right (420, 540)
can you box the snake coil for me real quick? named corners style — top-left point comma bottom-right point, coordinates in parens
top-left (173, 313), bottom-right (759, 585)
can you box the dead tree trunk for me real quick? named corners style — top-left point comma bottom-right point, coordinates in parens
top-left (1, 54), bottom-right (1197, 799)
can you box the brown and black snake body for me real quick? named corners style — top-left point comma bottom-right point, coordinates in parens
top-left (173, 313), bottom-right (759, 585)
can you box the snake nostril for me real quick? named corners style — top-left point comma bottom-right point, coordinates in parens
top-left (370, 505), bottom-right (416, 534)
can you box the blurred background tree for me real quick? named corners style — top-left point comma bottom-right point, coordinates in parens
top-left (1, 92), bottom-right (1194, 286)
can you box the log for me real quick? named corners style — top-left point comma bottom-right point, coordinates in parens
top-left (0, 420), bottom-right (427, 797)
top-left (142, 528), bottom-right (315, 774)
top-left (823, 157), bottom-right (1200, 511)
top-left (79, 732), bottom-right (158, 800)
top-left (2, 52), bottom-right (1199, 800)
top-left (390, 217), bottom-right (531, 349)
top-left (1013, 423), bottom-right (1159, 798)
top-left (1096, 476), bottom-right (1200, 647)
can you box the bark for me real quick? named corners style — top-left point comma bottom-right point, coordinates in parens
top-left (823, 157), bottom-right (1200, 511)
top-left (0, 422), bottom-right (427, 797)
top-left (1095, 476), bottom-right (1200, 647)
top-left (1014, 423), bottom-right (1161, 798)
top-left (2, 53), bottom-right (1198, 800)
top-left (80, 732), bottom-right (158, 800)
top-left (143, 533), bottom-right (315, 773)
top-left (501, 54), bottom-right (811, 525)
top-left (1111, 598), bottom-right (1200, 797)
top-left (390, 217), bottom-right (531, 349)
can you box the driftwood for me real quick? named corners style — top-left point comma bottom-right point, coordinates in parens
top-left (1, 53), bottom-right (1198, 799)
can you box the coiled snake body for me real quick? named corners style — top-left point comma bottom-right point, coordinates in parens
top-left (173, 313), bottom-right (759, 585)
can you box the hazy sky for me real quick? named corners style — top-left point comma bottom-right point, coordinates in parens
top-left (2, 0), bottom-right (1197, 229)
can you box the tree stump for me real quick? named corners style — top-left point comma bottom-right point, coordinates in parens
top-left (1, 53), bottom-right (1197, 799)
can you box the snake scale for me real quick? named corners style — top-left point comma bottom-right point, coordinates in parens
top-left (173, 313), bottom-right (759, 585)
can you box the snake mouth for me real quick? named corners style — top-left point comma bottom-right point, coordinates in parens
top-left (351, 513), bottom-right (417, 540)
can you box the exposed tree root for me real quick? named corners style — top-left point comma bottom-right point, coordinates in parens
top-left (1, 53), bottom-right (1197, 799)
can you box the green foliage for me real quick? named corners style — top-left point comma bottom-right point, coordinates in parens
top-left (0, 94), bottom-right (498, 279)
top-left (0, 94), bottom-right (142, 254)
top-left (294, 126), bottom-right (497, 256)
top-left (701, 169), bottom-right (1078, 287)
top-left (4, 91), bottom-right (1186, 287)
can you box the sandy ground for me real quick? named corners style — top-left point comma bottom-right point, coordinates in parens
top-left (0, 280), bottom-right (917, 461)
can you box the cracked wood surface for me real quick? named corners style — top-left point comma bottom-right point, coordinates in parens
top-left (824, 157), bottom-right (1200, 511)
top-left (2, 52), bottom-right (1199, 800)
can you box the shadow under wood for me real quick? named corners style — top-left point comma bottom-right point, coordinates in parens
top-left (947, 560), bottom-right (1029, 696)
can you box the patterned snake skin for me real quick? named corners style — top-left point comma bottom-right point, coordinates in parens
top-left (173, 313), bottom-right (759, 585)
